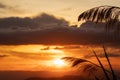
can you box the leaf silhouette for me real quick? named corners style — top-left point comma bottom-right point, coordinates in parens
top-left (83, 64), bottom-right (98, 72)
top-left (78, 5), bottom-right (120, 33)
top-left (62, 57), bottom-right (109, 80)
top-left (62, 57), bottom-right (88, 67)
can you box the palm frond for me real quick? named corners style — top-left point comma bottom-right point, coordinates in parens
top-left (62, 57), bottom-right (111, 80)
top-left (78, 5), bottom-right (120, 32)
top-left (83, 64), bottom-right (98, 72)
top-left (62, 57), bottom-right (88, 67)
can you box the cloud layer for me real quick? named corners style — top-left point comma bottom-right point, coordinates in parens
top-left (0, 13), bottom-right (120, 46)
top-left (0, 13), bottom-right (68, 31)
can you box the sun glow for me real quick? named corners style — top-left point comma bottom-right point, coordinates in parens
top-left (53, 59), bottom-right (66, 67)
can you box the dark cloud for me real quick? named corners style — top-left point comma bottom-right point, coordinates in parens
top-left (62, 46), bottom-right (81, 49)
top-left (0, 13), bottom-right (120, 46)
top-left (40, 46), bottom-right (50, 50)
top-left (0, 13), bottom-right (69, 31)
top-left (40, 45), bottom-right (82, 50)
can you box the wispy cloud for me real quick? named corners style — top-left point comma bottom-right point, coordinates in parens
top-left (0, 3), bottom-right (7, 9)
top-left (61, 7), bottom-right (73, 11)
top-left (0, 2), bottom-right (24, 14)
top-left (0, 2), bottom-right (15, 10)
top-left (0, 54), bottom-right (8, 58)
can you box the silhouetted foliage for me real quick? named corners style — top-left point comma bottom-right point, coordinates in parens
top-left (102, 46), bottom-right (117, 80)
top-left (62, 57), bottom-right (88, 67)
top-left (92, 49), bottom-right (110, 80)
top-left (78, 5), bottom-right (120, 33)
top-left (62, 56), bottom-right (112, 80)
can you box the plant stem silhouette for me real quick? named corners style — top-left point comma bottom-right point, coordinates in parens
top-left (103, 46), bottom-right (117, 80)
top-left (92, 49), bottom-right (110, 80)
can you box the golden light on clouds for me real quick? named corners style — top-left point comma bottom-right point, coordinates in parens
top-left (45, 49), bottom-right (64, 54)
top-left (11, 45), bottom-right (64, 54)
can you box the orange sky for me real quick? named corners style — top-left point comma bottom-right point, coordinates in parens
top-left (0, 45), bottom-right (119, 71)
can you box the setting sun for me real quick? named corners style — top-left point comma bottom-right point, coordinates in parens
top-left (53, 59), bottom-right (66, 67)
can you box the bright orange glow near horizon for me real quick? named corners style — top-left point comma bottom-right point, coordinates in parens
top-left (0, 44), bottom-right (119, 71)
top-left (45, 49), bottom-right (64, 54)
top-left (53, 59), bottom-right (66, 68)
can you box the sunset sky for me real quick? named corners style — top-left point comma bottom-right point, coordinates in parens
top-left (0, 0), bottom-right (120, 79)
top-left (0, 0), bottom-right (120, 25)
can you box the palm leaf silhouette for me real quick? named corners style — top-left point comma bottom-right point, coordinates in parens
top-left (62, 57), bottom-right (89, 67)
top-left (62, 57), bottom-right (105, 68)
top-left (78, 5), bottom-right (120, 33)
top-left (62, 57), bottom-right (111, 80)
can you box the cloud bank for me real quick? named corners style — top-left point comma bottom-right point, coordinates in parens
top-left (0, 13), bottom-right (120, 46)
